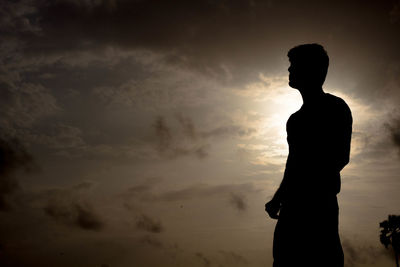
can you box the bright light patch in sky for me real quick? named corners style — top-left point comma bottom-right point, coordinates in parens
top-left (234, 75), bottom-right (302, 166)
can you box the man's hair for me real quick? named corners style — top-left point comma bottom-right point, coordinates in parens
top-left (288, 43), bottom-right (329, 85)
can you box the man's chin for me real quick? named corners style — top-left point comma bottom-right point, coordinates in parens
top-left (288, 81), bottom-right (298, 89)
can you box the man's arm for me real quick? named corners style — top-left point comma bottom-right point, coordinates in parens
top-left (315, 101), bottom-right (352, 173)
top-left (298, 100), bottom-right (352, 194)
top-left (265, 154), bottom-right (293, 219)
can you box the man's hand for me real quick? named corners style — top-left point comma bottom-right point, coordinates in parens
top-left (265, 198), bottom-right (280, 219)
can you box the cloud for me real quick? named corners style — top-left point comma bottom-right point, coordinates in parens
top-left (153, 115), bottom-right (209, 160)
top-left (195, 252), bottom-right (211, 267)
top-left (120, 184), bottom-right (164, 234)
top-left (385, 117), bottom-right (400, 155)
top-left (44, 201), bottom-right (103, 231)
top-left (9, 0), bottom-right (371, 86)
top-left (175, 112), bottom-right (257, 141)
top-left (0, 0), bottom-right (43, 42)
top-left (0, 0), bottom-right (358, 92)
top-left (40, 123), bottom-right (85, 150)
top-left (152, 115), bottom-right (255, 160)
top-left (72, 181), bottom-right (95, 191)
top-left (135, 213), bottom-right (163, 233)
top-left (139, 235), bottom-right (164, 249)
top-left (123, 181), bottom-right (260, 209)
top-left (154, 116), bottom-right (173, 153)
top-left (390, 0), bottom-right (400, 23)
top-left (219, 250), bottom-right (248, 265)
top-left (341, 238), bottom-right (392, 267)
top-left (175, 113), bottom-right (197, 140)
top-left (3, 0), bottom-right (400, 106)
top-left (229, 193), bottom-right (247, 211)
top-left (0, 135), bottom-right (35, 211)
top-left (17, 0), bottom-right (268, 72)
top-left (0, 82), bottom-right (59, 131)
top-left (42, 183), bottom-right (103, 231)
top-left (202, 125), bottom-right (257, 139)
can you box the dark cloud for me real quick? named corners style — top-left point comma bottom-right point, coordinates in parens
top-left (175, 113), bottom-right (197, 140)
top-left (44, 201), bottom-right (103, 231)
top-left (135, 213), bottom-right (163, 233)
top-left (218, 250), bottom-right (248, 265)
top-left (385, 117), bottom-right (400, 155)
top-left (200, 126), bottom-right (256, 139)
top-left (125, 182), bottom-right (259, 203)
top-left (195, 252), bottom-right (211, 267)
top-left (17, 1), bottom-right (392, 57)
top-left (153, 115), bottom-right (255, 160)
top-left (1, 0), bottom-right (400, 104)
top-left (0, 135), bottom-right (34, 211)
top-left (390, 0), bottom-right (400, 23)
top-left (18, 0), bottom-right (273, 74)
top-left (3, 0), bottom-right (393, 97)
top-left (161, 183), bottom-right (258, 202)
top-left (40, 123), bottom-right (85, 149)
top-left (341, 238), bottom-right (392, 267)
top-left (42, 183), bottom-right (103, 231)
top-left (228, 193), bottom-right (247, 211)
top-left (0, 136), bottom-right (33, 176)
top-left (154, 116), bottom-right (173, 153)
top-left (126, 184), bottom-right (153, 196)
top-left (0, 0), bottom-right (40, 35)
top-left (72, 181), bottom-right (95, 191)
top-left (153, 115), bottom-right (209, 160)
top-left (73, 203), bottom-right (103, 230)
top-left (175, 112), bottom-right (257, 140)
top-left (0, 82), bottom-right (59, 131)
top-left (139, 235), bottom-right (164, 248)
top-left (121, 190), bottom-right (164, 234)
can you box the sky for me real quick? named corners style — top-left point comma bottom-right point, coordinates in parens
top-left (1, 0), bottom-right (400, 266)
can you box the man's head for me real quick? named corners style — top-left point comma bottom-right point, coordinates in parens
top-left (287, 43), bottom-right (329, 89)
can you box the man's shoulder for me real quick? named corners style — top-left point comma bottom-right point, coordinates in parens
top-left (288, 108), bottom-right (302, 121)
top-left (324, 93), bottom-right (353, 124)
top-left (325, 93), bottom-right (346, 105)
top-left (286, 108), bottom-right (302, 130)
top-left (325, 93), bottom-right (351, 112)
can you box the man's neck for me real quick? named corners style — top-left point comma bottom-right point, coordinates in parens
top-left (298, 86), bottom-right (325, 105)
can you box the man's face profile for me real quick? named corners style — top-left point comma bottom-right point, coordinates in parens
top-left (288, 59), bottom-right (323, 89)
top-left (288, 61), bottom-right (305, 89)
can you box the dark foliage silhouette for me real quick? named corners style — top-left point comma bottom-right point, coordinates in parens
top-left (265, 44), bottom-right (352, 267)
top-left (380, 215), bottom-right (400, 267)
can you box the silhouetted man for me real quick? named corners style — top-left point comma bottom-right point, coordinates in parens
top-left (265, 44), bottom-right (352, 267)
